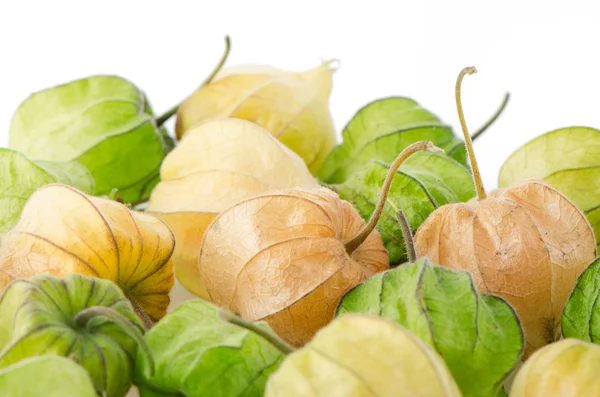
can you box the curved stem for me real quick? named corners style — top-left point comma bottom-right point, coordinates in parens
top-left (74, 306), bottom-right (155, 378)
top-left (456, 66), bottom-right (486, 200)
top-left (396, 210), bottom-right (416, 263)
top-left (219, 309), bottom-right (294, 355)
top-left (344, 141), bottom-right (444, 255)
top-left (156, 35), bottom-right (232, 127)
top-left (471, 92), bottom-right (510, 142)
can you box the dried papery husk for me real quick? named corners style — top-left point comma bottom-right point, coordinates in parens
top-left (200, 142), bottom-right (442, 346)
top-left (174, 61), bottom-right (338, 173)
top-left (0, 184), bottom-right (175, 325)
top-left (414, 67), bottom-right (596, 357)
top-left (147, 118), bottom-right (318, 299)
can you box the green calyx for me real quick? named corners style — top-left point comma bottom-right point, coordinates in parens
top-left (0, 148), bottom-right (94, 233)
top-left (0, 274), bottom-right (149, 397)
top-left (337, 258), bottom-right (524, 397)
top-left (134, 300), bottom-right (285, 397)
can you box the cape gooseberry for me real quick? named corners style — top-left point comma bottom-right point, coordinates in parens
top-left (199, 141), bottom-right (443, 346)
top-left (414, 67), bottom-right (596, 357)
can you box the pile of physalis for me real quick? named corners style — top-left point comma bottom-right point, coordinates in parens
top-left (1, 35), bottom-right (599, 397)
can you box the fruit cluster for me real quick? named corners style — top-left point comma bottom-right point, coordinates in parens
top-left (1, 37), bottom-right (599, 396)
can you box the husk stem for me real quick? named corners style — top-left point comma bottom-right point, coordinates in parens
top-left (396, 210), bottom-right (416, 263)
top-left (219, 309), bottom-right (294, 355)
top-left (156, 35), bottom-right (232, 127)
top-left (344, 141), bottom-right (444, 255)
top-left (73, 305), bottom-right (155, 378)
top-left (456, 66), bottom-right (487, 200)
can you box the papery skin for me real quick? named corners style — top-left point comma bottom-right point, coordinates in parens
top-left (147, 118), bottom-right (317, 299)
top-left (199, 186), bottom-right (389, 347)
top-left (510, 338), bottom-right (600, 396)
top-left (414, 180), bottom-right (596, 357)
top-left (174, 62), bottom-right (337, 174)
top-left (265, 314), bottom-right (462, 397)
top-left (0, 184), bottom-right (175, 322)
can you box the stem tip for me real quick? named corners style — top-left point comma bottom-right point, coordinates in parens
top-left (463, 66), bottom-right (478, 75)
top-left (426, 141), bottom-right (445, 154)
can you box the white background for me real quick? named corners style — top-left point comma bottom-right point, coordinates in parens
top-left (1, 0), bottom-right (599, 189)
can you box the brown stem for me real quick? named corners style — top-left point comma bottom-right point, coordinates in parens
top-left (126, 294), bottom-right (153, 331)
top-left (344, 141), bottom-right (444, 254)
top-left (219, 309), bottom-right (294, 355)
top-left (156, 35), bottom-right (232, 128)
top-left (396, 210), bottom-right (416, 263)
top-left (456, 66), bottom-right (486, 200)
